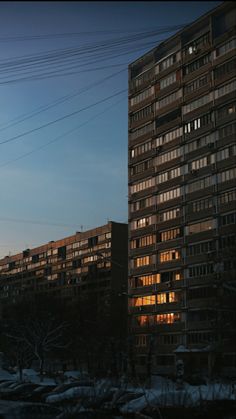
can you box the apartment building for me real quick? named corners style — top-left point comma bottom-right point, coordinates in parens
top-left (128, 1), bottom-right (236, 377)
top-left (0, 221), bottom-right (128, 338)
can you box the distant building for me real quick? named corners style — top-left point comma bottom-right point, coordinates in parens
top-left (0, 221), bottom-right (128, 339)
top-left (128, 1), bottom-right (236, 377)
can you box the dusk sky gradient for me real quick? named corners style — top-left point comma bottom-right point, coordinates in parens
top-left (0, 1), bottom-right (221, 258)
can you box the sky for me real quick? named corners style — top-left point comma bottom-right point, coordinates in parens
top-left (0, 1), bottom-right (221, 258)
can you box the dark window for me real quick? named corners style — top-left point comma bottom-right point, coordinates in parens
top-left (88, 236), bottom-right (98, 247)
top-left (214, 58), bottom-right (236, 80)
top-left (72, 259), bottom-right (81, 269)
top-left (32, 254), bottom-right (39, 263)
top-left (157, 109), bottom-right (181, 127)
top-left (58, 246), bottom-right (66, 260)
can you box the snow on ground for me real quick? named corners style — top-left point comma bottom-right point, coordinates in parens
top-left (120, 378), bottom-right (236, 413)
top-left (46, 385), bottom-right (95, 403)
top-left (0, 369), bottom-right (14, 381)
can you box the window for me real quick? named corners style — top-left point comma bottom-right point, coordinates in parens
top-left (218, 122), bottom-right (236, 139)
top-left (184, 32), bottom-right (210, 56)
top-left (220, 212), bottom-right (236, 226)
top-left (188, 332), bottom-right (215, 344)
top-left (219, 189), bottom-right (236, 205)
top-left (215, 79), bottom-right (236, 99)
top-left (160, 270), bottom-right (182, 283)
top-left (130, 104), bottom-right (153, 123)
top-left (158, 187), bottom-right (181, 203)
top-left (220, 234), bottom-right (236, 249)
top-left (159, 52), bottom-right (178, 72)
top-left (156, 89), bottom-right (182, 110)
top-left (134, 315), bottom-right (155, 327)
top-left (157, 108), bottom-right (181, 127)
top-left (154, 126), bottom-right (183, 147)
top-left (218, 167), bottom-right (236, 183)
top-left (216, 101), bottom-right (236, 120)
top-left (186, 133), bottom-right (215, 153)
top-left (187, 176), bottom-right (212, 194)
top-left (130, 159), bottom-right (152, 176)
top-left (133, 255), bottom-right (151, 268)
top-left (130, 67), bottom-right (155, 89)
top-left (134, 335), bottom-right (148, 347)
top-left (155, 148), bottom-right (180, 166)
top-left (189, 263), bottom-right (214, 277)
top-left (184, 53), bottom-right (211, 75)
top-left (184, 73), bottom-right (209, 94)
top-left (187, 219), bottom-right (214, 234)
top-left (130, 122), bottom-right (154, 141)
top-left (190, 156), bottom-right (208, 170)
top-left (130, 86), bottom-right (154, 106)
top-left (217, 145), bottom-right (236, 162)
top-left (159, 207), bottom-right (181, 222)
top-left (132, 295), bottom-right (156, 307)
top-left (159, 249), bottom-right (181, 263)
top-left (130, 196), bottom-right (154, 212)
top-left (183, 94), bottom-right (211, 114)
top-left (130, 274), bottom-right (160, 288)
top-left (187, 240), bottom-right (214, 256)
top-left (131, 216), bottom-right (153, 230)
top-left (215, 37), bottom-right (236, 57)
top-left (156, 167), bottom-right (181, 184)
top-left (130, 178), bottom-right (155, 194)
top-left (156, 312), bottom-right (180, 324)
top-left (191, 196), bottom-right (213, 212)
top-left (184, 112), bottom-right (212, 134)
top-left (160, 334), bottom-right (180, 345)
top-left (130, 140), bottom-right (152, 158)
top-left (160, 72), bottom-right (177, 89)
top-left (157, 291), bottom-right (179, 304)
top-left (214, 57), bottom-right (236, 80)
top-left (130, 235), bottom-right (155, 249)
top-left (160, 228), bottom-right (181, 242)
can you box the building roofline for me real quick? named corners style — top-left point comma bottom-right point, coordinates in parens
top-left (0, 220), bottom-right (127, 263)
top-left (128, 1), bottom-right (230, 69)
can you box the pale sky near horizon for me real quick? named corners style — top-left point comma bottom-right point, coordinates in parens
top-left (0, 1), bottom-right (221, 258)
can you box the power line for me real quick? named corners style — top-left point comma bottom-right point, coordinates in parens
top-left (0, 88), bottom-right (127, 147)
top-left (0, 24), bottom-right (186, 42)
top-left (0, 68), bottom-right (126, 132)
top-left (0, 94), bottom-right (127, 169)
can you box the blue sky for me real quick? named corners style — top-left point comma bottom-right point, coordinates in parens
top-left (0, 1), bottom-right (221, 257)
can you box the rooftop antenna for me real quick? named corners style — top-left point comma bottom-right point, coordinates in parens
top-left (80, 225), bottom-right (83, 232)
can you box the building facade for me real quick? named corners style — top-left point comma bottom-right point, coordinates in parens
top-left (0, 221), bottom-right (128, 339)
top-left (128, 1), bottom-right (236, 377)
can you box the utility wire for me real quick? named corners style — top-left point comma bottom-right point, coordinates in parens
top-left (0, 94), bottom-right (127, 169)
top-left (0, 88), bottom-right (127, 146)
top-left (0, 68), bottom-right (126, 132)
top-left (0, 24), bottom-right (186, 42)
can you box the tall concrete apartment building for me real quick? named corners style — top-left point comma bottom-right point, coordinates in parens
top-left (128, 1), bottom-right (236, 377)
top-left (0, 221), bottom-right (128, 338)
